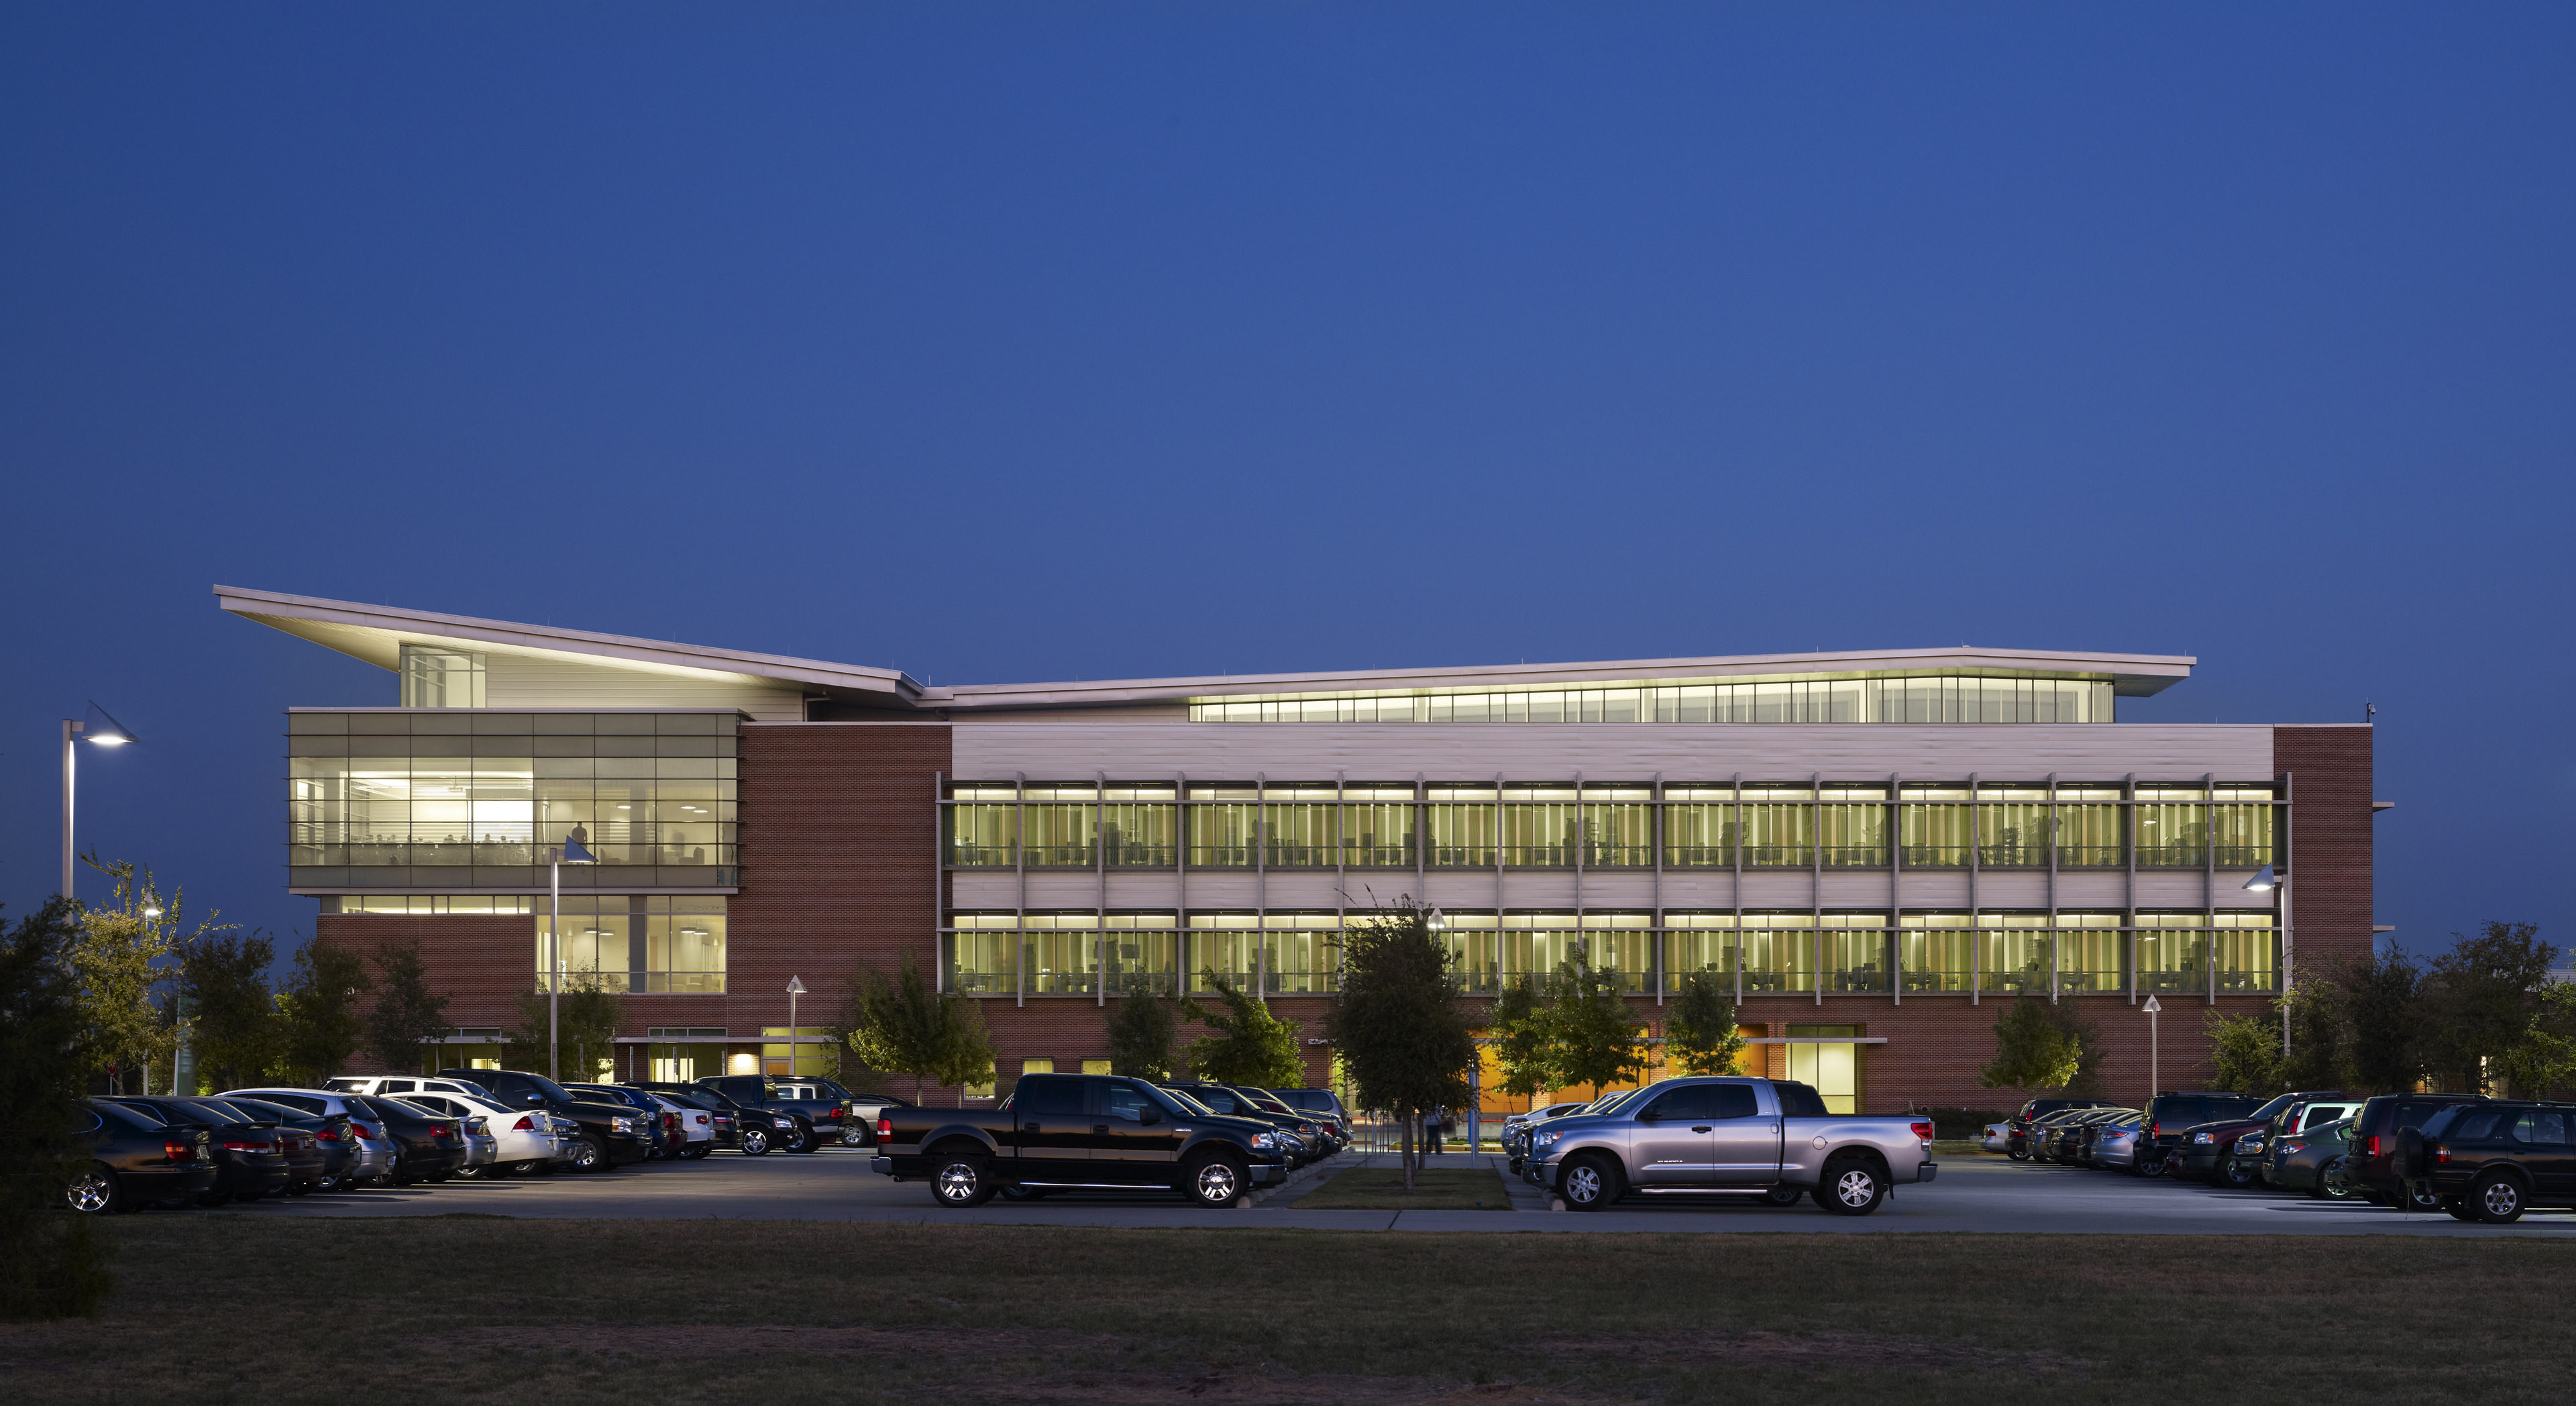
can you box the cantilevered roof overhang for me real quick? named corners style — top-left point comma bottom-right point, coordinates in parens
top-left (214, 586), bottom-right (924, 706)
top-left (920, 645), bottom-right (2194, 712)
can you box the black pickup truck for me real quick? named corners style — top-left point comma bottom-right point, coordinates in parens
top-left (871, 1072), bottom-right (1290, 1209)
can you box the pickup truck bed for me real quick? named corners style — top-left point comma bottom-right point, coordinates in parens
top-left (1525, 1077), bottom-right (1935, 1215)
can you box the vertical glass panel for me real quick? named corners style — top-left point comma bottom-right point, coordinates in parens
top-left (1978, 793), bottom-right (2052, 867)
top-left (1822, 917), bottom-right (1888, 994)
top-left (1260, 915), bottom-right (1336, 995)
top-left (1898, 914), bottom-right (1974, 993)
top-left (398, 643), bottom-right (486, 708)
top-left (2136, 789), bottom-right (2208, 867)
top-left (1662, 793), bottom-right (1736, 867)
top-left (1440, 912), bottom-right (1500, 994)
top-left (1663, 914), bottom-right (1738, 991)
top-left (1818, 793), bottom-right (1887, 867)
top-left (2057, 913), bottom-right (2123, 994)
top-left (1263, 803), bottom-right (1336, 867)
top-left (1427, 791), bottom-right (1496, 867)
top-left (2139, 914), bottom-right (2210, 994)
top-left (1899, 793), bottom-right (1971, 867)
top-left (1102, 804), bottom-right (1177, 867)
top-left (1786, 1026), bottom-right (1861, 1114)
top-left (1103, 914), bottom-right (1180, 995)
top-left (2210, 796), bottom-right (2275, 868)
top-left (945, 916), bottom-right (1017, 995)
top-left (1982, 914), bottom-right (2055, 996)
top-left (2057, 795), bottom-right (2124, 866)
top-left (1580, 794), bottom-right (1654, 867)
top-left (1188, 914), bottom-right (1258, 992)
top-left (1186, 794), bottom-right (1256, 867)
top-left (1022, 804), bottom-right (1095, 867)
top-left (1022, 914), bottom-right (1098, 995)
top-left (1741, 916), bottom-right (1817, 993)
top-left (1741, 794), bottom-right (1813, 867)
top-left (2215, 913), bottom-right (2277, 993)
top-left (1579, 914), bottom-right (1654, 993)
top-left (1499, 793), bottom-right (1578, 866)
top-left (1339, 802), bottom-right (1416, 868)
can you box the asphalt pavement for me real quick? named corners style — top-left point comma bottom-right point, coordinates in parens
top-left (204, 1146), bottom-right (2576, 1237)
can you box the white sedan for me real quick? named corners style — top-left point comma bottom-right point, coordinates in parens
top-left (650, 1092), bottom-right (717, 1158)
top-left (400, 1089), bottom-right (566, 1175)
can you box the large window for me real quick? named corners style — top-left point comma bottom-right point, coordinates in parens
top-left (1582, 789), bottom-right (1655, 867)
top-left (398, 644), bottom-right (486, 708)
top-left (1664, 790), bottom-right (1736, 867)
top-left (1742, 790), bottom-right (1813, 867)
top-left (2057, 791), bottom-right (2125, 866)
top-left (1189, 673), bottom-right (2115, 724)
top-left (1428, 788), bottom-right (1497, 867)
top-left (288, 710), bottom-right (737, 889)
top-left (1341, 792), bottom-right (1416, 867)
top-left (1899, 788), bottom-right (1972, 867)
top-left (1187, 788), bottom-right (1257, 867)
top-left (1977, 790), bottom-right (2051, 867)
top-left (1263, 792), bottom-right (1338, 867)
top-left (1499, 789), bottom-right (1578, 866)
top-left (1899, 914), bottom-right (1975, 993)
top-left (1104, 788), bottom-right (1179, 866)
top-left (1664, 914), bottom-right (1739, 991)
top-left (1820, 788), bottom-right (1888, 867)
top-left (537, 895), bottom-right (726, 994)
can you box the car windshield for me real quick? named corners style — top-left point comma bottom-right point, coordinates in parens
top-left (1587, 1090), bottom-right (1642, 1116)
top-left (522, 1074), bottom-right (577, 1104)
top-left (1160, 1087), bottom-right (1219, 1116)
top-left (2248, 1093), bottom-right (2300, 1122)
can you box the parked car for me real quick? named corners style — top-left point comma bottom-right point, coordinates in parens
top-left (567, 1084), bottom-right (693, 1159)
top-left (2050, 1109), bottom-right (2134, 1164)
top-left (694, 1075), bottom-right (849, 1151)
top-left (2132, 1091), bottom-right (2259, 1176)
top-left (2345, 1092), bottom-right (2487, 1210)
top-left (2008, 1099), bottom-right (2118, 1160)
top-left (1529, 1077), bottom-right (1937, 1215)
top-left (343, 1094), bottom-right (472, 1185)
top-left (872, 1072), bottom-right (1292, 1207)
top-left (107, 1095), bottom-right (299, 1205)
top-left (1981, 1121), bottom-right (2012, 1154)
top-left (217, 1093), bottom-right (366, 1193)
top-left (2180, 1091), bottom-right (2347, 1186)
top-left (2084, 1112), bottom-right (2143, 1171)
top-left (634, 1080), bottom-right (800, 1154)
top-left (398, 1088), bottom-right (569, 1175)
top-left (2019, 1107), bottom-right (2099, 1164)
top-left (840, 1093), bottom-right (914, 1148)
top-left (1506, 1101), bottom-right (1597, 1173)
top-left (223, 1086), bottom-right (405, 1188)
top-left (67, 1099), bottom-right (218, 1213)
top-left (2233, 1097), bottom-right (2364, 1186)
top-left (2408, 1101), bottom-right (2576, 1224)
top-left (1157, 1082), bottom-right (1321, 1165)
top-left (2265, 1116), bottom-right (2357, 1199)
top-left (1269, 1087), bottom-right (1353, 1149)
top-left (409, 1069), bottom-right (652, 1170)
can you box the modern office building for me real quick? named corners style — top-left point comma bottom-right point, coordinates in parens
top-left (222, 585), bottom-right (2381, 1114)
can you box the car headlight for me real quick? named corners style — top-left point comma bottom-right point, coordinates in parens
top-left (612, 1117), bottom-right (637, 1134)
top-left (2192, 1131), bottom-right (2214, 1143)
top-left (1534, 1130), bottom-right (1561, 1149)
top-left (1249, 1132), bottom-right (1279, 1150)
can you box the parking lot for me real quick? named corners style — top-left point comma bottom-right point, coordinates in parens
top-left (213, 1144), bottom-right (2576, 1235)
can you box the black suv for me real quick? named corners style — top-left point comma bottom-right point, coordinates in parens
top-left (2133, 1091), bottom-right (2257, 1176)
top-left (694, 1075), bottom-right (843, 1150)
top-left (633, 1080), bottom-right (800, 1155)
top-left (2410, 1102), bottom-right (2576, 1223)
top-left (2346, 1092), bottom-right (2487, 1209)
top-left (434, 1068), bottom-right (651, 1169)
top-left (2008, 1099), bottom-right (2118, 1161)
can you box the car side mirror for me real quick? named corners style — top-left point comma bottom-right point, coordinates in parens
top-left (1137, 1105), bottom-right (1162, 1126)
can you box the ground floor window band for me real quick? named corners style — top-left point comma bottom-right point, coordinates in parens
top-left (941, 909), bottom-right (2277, 997)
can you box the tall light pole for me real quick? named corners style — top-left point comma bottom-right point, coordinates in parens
top-left (2142, 994), bottom-right (2163, 1102)
top-left (786, 975), bottom-right (807, 1076)
top-left (2243, 863), bottom-right (2286, 1055)
top-left (549, 828), bottom-right (598, 1080)
top-left (60, 703), bottom-right (138, 899)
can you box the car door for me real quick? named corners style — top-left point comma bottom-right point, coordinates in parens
top-left (1703, 1083), bottom-right (1778, 1185)
top-left (1629, 1085), bottom-right (1722, 1185)
top-left (1092, 1078), bottom-right (1187, 1184)
top-left (2508, 1109), bottom-right (2572, 1201)
top-left (1008, 1075), bottom-right (1091, 1181)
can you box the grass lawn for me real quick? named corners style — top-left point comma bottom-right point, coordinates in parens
top-left (3, 1218), bottom-right (2571, 1404)
top-left (1291, 1166), bottom-right (1514, 1209)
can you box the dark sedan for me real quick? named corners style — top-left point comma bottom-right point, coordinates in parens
top-left (222, 1094), bottom-right (364, 1192)
top-left (108, 1095), bottom-right (298, 1205)
top-left (348, 1094), bottom-right (471, 1185)
top-left (68, 1100), bottom-right (218, 1213)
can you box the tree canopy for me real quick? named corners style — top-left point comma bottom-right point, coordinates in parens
top-left (1322, 902), bottom-right (1478, 1182)
top-left (1186, 975), bottom-right (1306, 1088)
top-left (1548, 949), bottom-right (1651, 1099)
top-left (846, 954), bottom-right (997, 1104)
top-left (1977, 997), bottom-right (2082, 1093)
top-left (1662, 970), bottom-right (1748, 1077)
top-left (1106, 986), bottom-right (1189, 1080)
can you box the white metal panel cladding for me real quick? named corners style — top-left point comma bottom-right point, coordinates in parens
top-left (949, 721), bottom-right (2275, 779)
top-left (485, 653), bottom-right (805, 720)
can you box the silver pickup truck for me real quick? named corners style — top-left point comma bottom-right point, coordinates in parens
top-left (1527, 1077), bottom-right (1936, 1215)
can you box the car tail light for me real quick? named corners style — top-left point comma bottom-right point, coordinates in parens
top-left (823, 1108), bottom-right (843, 1120)
top-left (348, 1122), bottom-right (375, 1140)
top-left (221, 1139), bottom-right (257, 1152)
top-left (2364, 1134), bottom-right (2381, 1156)
top-left (2432, 1144), bottom-right (2451, 1163)
top-left (1911, 1121), bottom-right (1935, 1142)
top-left (2146, 1122), bottom-right (2159, 1140)
top-left (876, 1116), bottom-right (894, 1143)
top-left (429, 1126), bottom-right (450, 1138)
top-left (514, 1116), bottom-right (535, 1132)
top-left (316, 1125), bottom-right (343, 1144)
top-left (165, 1138), bottom-right (193, 1162)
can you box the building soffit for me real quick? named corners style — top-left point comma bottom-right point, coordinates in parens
top-left (218, 586), bottom-right (2192, 715)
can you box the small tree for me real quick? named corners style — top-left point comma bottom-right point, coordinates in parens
top-left (847, 954), bottom-right (998, 1105)
top-left (2343, 941), bottom-right (2426, 1093)
top-left (506, 983), bottom-right (622, 1081)
top-left (2422, 922), bottom-right (2559, 1093)
top-left (1186, 974), bottom-right (1306, 1087)
top-left (0, 900), bottom-right (114, 1320)
top-left (180, 930), bottom-right (281, 1093)
top-left (1106, 987), bottom-right (1188, 1079)
top-left (2492, 982), bottom-right (2576, 1099)
top-left (1978, 997), bottom-right (2081, 1095)
top-left (64, 857), bottom-right (185, 1093)
top-left (1662, 970), bottom-right (1748, 1077)
top-left (362, 938), bottom-right (451, 1075)
top-left (1548, 949), bottom-right (1650, 1099)
top-left (2204, 1008), bottom-right (2285, 1093)
top-left (1324, 901), bottom-right (1479, 1186)
top-left (1487, 971), bottom-right (1560, 1102)
top-left (275, 937), bottom-right (370, 1085)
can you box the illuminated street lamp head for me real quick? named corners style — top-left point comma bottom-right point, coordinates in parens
top-left (82, 702), bottom-right (138, 746)
top-left (142, 905), bottom-right (161, 918)
top-left (2242, 863), bottom-right (2278, 893)
top-left (1424, 906), bottom-right (1447, 932)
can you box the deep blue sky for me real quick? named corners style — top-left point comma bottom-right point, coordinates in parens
top-left (3, 4), bottom-right (2569, 965)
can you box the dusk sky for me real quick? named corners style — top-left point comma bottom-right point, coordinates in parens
top-left (3, 4), bottom-right (2569, 961)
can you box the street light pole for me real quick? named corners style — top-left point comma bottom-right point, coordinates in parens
top-left (2143, 995), bottom-right (2163, 1101)
top-left (60, 703), bottom-right (138, 900)
top-left (549, 828), bottom-right (598, 1081)
top-left (786, 975), bottom-right (806, 1076)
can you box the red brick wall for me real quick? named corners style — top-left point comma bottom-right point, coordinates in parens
top-left (2275, 724), bottom-right (2377, 979)
top-left (318, 914), bottom-right (530, 1041)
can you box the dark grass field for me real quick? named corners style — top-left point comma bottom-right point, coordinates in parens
top-left (4, 1217), bottom-right (2570, 1404)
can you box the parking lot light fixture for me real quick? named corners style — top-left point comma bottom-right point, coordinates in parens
top-left (60, 702), bottom-right (140, 901)
top-left (787, 976), bottom-right (807, 1075)
top-left (2142, 995), bottom-right (2163, 1101)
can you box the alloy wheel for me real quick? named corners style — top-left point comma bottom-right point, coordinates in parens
top-left (2479, 1178), bottom-right (2524, 1223)
top-left (1833, 1169), bottom-right (1878, 1208)
top-left (67, 1169), bottom-right (114, 1213)
top-left (1562, 1162), bottom-right (1605, 1206)
top-left (1194, 1159), bottom-right (1240, 1205)
top-left (935, 1160), bottom-right (983, 1205)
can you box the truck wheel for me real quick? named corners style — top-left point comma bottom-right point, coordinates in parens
top-left (2473, 1173), bottom-right (2526, 1224)
top-left (931, 1152), bottom-right (996, 1207)
top-left (1815, 1160), bottom-right (1886, 1215)
top-left (1559, 1154), bottom-right (1620, 1211)
top-left (1762, 1185), bottom-right (1804, 1207)
top-left (739, 1126), bottom-right (771, 1156)
top-left (1183, 1154), bottom-right (1246, 1208)
top-left (566, 1136), bottom-right (605, 1173)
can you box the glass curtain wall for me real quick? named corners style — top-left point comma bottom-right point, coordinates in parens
top-left (1102, 789), bottom-right (1177, 866)
top-left (1663, 790), bottom-right (1736, 866)
top-left (2058, 790), bottom-right (2124, 865)
top-left (2135, 788), bottom-right (2208, 867)
top-left (1741, 916), bottom-right (1821, 993)
top-left (1187, 788), bottom-right (1257, 866)
top-left (1742, 790), bottom-right (1813, 866)
top-left (1978, 789), bottom-right (2051, 867)
top-left (536, 896), bottom-right (726, 993)
top-left (1664, 914), bottom-right (1738, 991)
top-left (1191, 674), bottom-right (2114, 724)
top-left (1186, 914), bottom-right (1338, 995)
top-left (1899, 789), bottom-right (1972, 867)
top-left (945, 914), bottom-right (1018, 995)
top-left (2057, 914), bottom-right (2125, 993)
top-left (1428, 788), bottom-right (1497, 867)
top-left (1898, 914), bottom-right (1975, 992)
top-left (1581, 788), bottom-right (1654, 867)
top-left (1983, 914), bottom-right (2055, 996)
top-left (1022, 788), bottom-right (1096, 867)
top-left (1820, 788), bottom-right (1888, 866)
top-left (946, 792), bottom-right (1017, 867)
top-left (1341, 790), bottom-right (1416, 867)
top-left (1499, 790), bottom-right (1578, 866)
top-left (1442, 912), bottom-right (1501, 993)
top-left (1104, 914), bottom-right (1180, 994)
top-left (1263, 790), bottom-right (1338, 867)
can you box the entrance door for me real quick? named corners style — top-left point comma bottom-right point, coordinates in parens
top-left (1008, 1075), bottom-right (1091, 1180)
